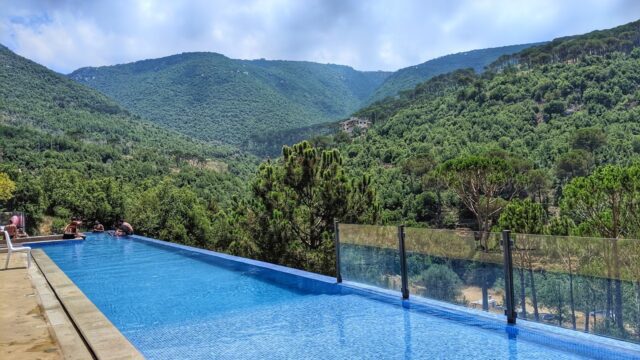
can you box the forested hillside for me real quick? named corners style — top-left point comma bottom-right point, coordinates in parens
top-left (490, 19), bottom-right (640, 69)
top-left (342, 49), bottom-right (640, 225)
top-left (246, 121), bottom-right (338, 157)
top-left (367, 43), bottom-right (540, 103)
top-left (69, 53), bottom-right (390, 150)
top-left (0, 44), bottom-right (376, 276)
top-left (0, 44), bottom-right (253, 236)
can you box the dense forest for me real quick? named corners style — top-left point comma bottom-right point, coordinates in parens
top-left (243, 44), bottom-right (541, 157)
top-left (343, 49), bottom-right (640, 226)
top-left (368, 42), bottom-right (540, 103)
top-left (69, 53), bottom-right (390, 150)
top-left (67, 43), bottom-right (540, 156)
top-left (0, 44), bottom-right (254, 236)
top-left (491, 19), bottom-right (640, 69)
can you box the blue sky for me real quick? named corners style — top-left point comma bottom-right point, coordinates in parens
top-left (1, 0), bottom-right (639, 73)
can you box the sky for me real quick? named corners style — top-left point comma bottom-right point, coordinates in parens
top-left (1, 0), bottom-right (639, 74)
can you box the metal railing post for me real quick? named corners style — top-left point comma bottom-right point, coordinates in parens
top-left (502, 230), bottom-right (516, 324)
top-left (334, 219), bottom-right (342, 283)
top-left (398, 225), bottom-right (409, 299)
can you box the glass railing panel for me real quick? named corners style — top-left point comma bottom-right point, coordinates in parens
top-left (511, 233), bottom-right (640, 343)
top-left (338, 224), bottom-right (401, 291)
top-left (404, 228), bottom-right (505, 315)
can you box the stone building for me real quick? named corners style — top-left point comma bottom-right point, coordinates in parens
top-left (340, 117), bottom-right (372, 134)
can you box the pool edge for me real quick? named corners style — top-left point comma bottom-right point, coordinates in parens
top-left (131, 235), bottom-right (338, 284)
top-left (31, 249), bottom-right (145, 360)
top-left (28, 258), bottom-right (94, 359)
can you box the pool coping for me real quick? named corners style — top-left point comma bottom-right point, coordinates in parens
top-left (131, 235), bottom-right (640, 359)
top-left (28, 255), bottom-right (94, 359)
top-left (31, 249), bottom-right (144, 360)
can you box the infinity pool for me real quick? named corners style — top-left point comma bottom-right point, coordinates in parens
top-left (33, 234), bottom-right (636, 359)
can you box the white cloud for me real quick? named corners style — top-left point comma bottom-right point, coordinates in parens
top-left (1, 0), bottom-right (638, 73)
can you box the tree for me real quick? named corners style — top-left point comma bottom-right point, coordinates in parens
top-left (0, 172), bottom-right (16, 205)
top-left (437, 154), bottom-right (528, 237)
top-left (5, 173), bottom-right (45, 233)
top-left (499, 198), bottom-right (546, 320)
top-left (416, 264), bottom-right (463, 303)
top-left (499, 198), bottom-right (546, 234)
top-left (250, 141), bottom-right (378, 274)
top-left (562, 164), bottom-right (640, 238)
top-left (572, 237), bottom-right (608, 334)
top-left (549, 236), bottom-right (581, 330)
top-left (127, 179), bottom-right (213, 248)
top-left (436, 153), bottom-right (529, 311)
top-left (525, 169), bottom-right (552, 205)
top-left (210, 197), bottom-right (259, 258)
top-left (556, 150), bottom-right (592, 182)
top-left (537, 273), bottom-right (570, 327)
top-left (543, 100), bottom-right (566, 117)
top-left (571, 128), bottom-right (607, 153)
top-left (561, 165), bottom-right (640, 335)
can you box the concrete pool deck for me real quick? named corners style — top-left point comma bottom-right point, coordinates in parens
top-left (1, 249), bottom-right (143, 359)
top-left (0, 252), bottom-right (63, 359)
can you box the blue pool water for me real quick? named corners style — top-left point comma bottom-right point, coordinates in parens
top-left (34, 234), bottom-right (634, 359)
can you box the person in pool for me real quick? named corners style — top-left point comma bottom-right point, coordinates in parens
top-left (92, 221), bottom-right (105, 232)
top-left (63, 217), bottom-right (84, 239)
top-left (114, 219), bottom-right (134, 236)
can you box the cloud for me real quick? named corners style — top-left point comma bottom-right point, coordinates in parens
top-left (1, 0), bottom-right (638, 73)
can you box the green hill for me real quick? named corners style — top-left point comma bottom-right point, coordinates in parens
top-left (489, 19), bottom-right (640, 68)
top-left (367, 43), bottom-right (541, 103)
top-left (334, 20), bottom-right (640, 226)
top-left (246, 43), bottom-right (543, 156)
top-left (69, 53), bottom-right (390, 149)
top-left (0, 44), bottom-right (252, 234)
top-left (0, 45), bottom-right (242, 162)
top-left (246, 121), bottom-right (338, 157)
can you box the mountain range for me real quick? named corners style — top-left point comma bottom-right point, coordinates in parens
top-left (69, 54), bottom-right (390, 149)
top-left (68, 43), bottom-right (537, 154)
top-left (0, 44), bottom-right (238, 164)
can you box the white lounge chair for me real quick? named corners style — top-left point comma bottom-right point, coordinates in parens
top-left (3, 230), bottom-right (31, 269)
